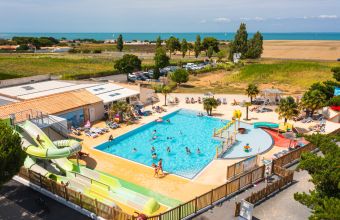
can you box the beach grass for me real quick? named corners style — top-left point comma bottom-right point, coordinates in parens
top-left (224, 60), bottom-right (336, 89)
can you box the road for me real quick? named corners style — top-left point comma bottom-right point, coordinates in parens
top-left (0, 179), bottom-right (90, 220)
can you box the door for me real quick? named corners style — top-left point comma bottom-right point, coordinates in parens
top-left (89, 107), bottom-right (96, 122)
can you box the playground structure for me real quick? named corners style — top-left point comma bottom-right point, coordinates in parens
top-left (16, 120), bottom-right (162, 215)
top-left (253, 122), bottom-right (293, 133)
top-left (214, 110), bottom-right (243, 158)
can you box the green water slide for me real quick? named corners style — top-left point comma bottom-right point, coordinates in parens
top-left (18, 120), bottom-right (161, 215)
top-left (253, 122), bottom-right (279, 128)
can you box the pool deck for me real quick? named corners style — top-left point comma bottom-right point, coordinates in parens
top-left (69, 92), bottom-right (323, 205)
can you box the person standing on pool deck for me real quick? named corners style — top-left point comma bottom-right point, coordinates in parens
top-left (151, 163), bottom-right (159, 177)
top-left (158, 159), bottom-right (163, 175)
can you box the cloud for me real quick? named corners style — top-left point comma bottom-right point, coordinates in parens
top-left (318, 15), bottom-right (337, 19)
top-left (240, 17), bottom-right (264, 21)
top-left (213, 17), bottom-right (231, 23)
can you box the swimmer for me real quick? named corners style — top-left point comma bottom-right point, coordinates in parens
top-left (151, 135), bottom-right (157, 140)
top-left (152, 130), bottom-right (157, 135)
top-left (132, 148), bottom-right (137, 153)
top-left (152, 153), bottom-right (157, 159)
top-left (151, 146), bottom-right (155, 153)
top-left (185, 147), bottom-right (191, 154)
top-left (197, 148), bottom-right (201, 154)
top-left (166, 119), bottom-right (170, 123)
top-left (167, 146), bottom-right (171, 153)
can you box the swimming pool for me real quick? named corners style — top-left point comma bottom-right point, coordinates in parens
top-left (96, 109), bottom-right (226, 179)
top-left (95, 109), bottom-right (273, 179)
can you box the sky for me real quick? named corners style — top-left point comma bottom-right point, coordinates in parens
top-left (0, 0), bottom-right (339, 32)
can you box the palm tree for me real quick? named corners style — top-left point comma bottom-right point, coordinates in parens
top-left (109, 101), bottom-right (130, 122)
top-left (154, 84), bottom-right (172, 106)
top-left (245, 84), bottom-right (260, 103)
top-left (275, 96), bottom-right (299, 124)
top-left (300, 90), bottom-right (326, 117)
top-left (203, 98), bottom-right (220, 116)
top-left (244, 102), bottom-right (252, 120)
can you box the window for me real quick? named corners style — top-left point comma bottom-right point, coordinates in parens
top-left (93, 87), bottom-right (105, 92)
top-left (22, 86), bottom-right (34, 90)
top-left (109, 93), bottom-right (120, 97)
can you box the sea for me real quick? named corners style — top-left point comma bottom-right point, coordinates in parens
top-left (1, 32), bottom-right (340, 41)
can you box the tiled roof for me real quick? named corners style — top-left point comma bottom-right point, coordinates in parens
top-left (0, 89), bottom-right (102, 121)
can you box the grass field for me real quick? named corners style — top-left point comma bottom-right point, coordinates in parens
top-left (0, 54), bottom-right (117, 80)
top-left (175, 60), bottom-right (338, 94)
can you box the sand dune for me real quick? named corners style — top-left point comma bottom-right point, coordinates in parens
top-left (262, 40), bottom-right (340, 61)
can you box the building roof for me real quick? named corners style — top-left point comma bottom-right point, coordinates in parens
top-left (0, 90), bottom-right (102, 122)
top-left (0, 80), bottom-right (97, 100)
top-left (0, 95), bottom-right (17, 106)
top-left (85, 83), bottom-right (139, 104)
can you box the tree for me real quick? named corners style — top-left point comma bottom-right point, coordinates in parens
top-left (194, 35), bottom-right (201, 58)
top-left (300, 90), bottom-right (327, 117)
top-left (188, 43), bottom-right (194, 57)
top-left (156, 36), bottom-right (162, 48)
top-left (154, 47), bottom-right (170, 69)
top-left (332, 67), bottom-right (340, 82)
top-left (0, 120), bottom-right (26, 186)
top-left (207, 46), bottom-right (214, 59)
top-left (309, 81), bottom-right (339, 101)
top-left (294, 133), bottom-right (340, 219)
top-left (181, 39), bottom-right (188, 58)
top-left (275, 96), bottom-right (299, 123)
top-left (153, 68), bottom-right (160, 80)
top-left (203, 98), bottom-right (220, 116)
top-left (229, 23), bottom-right (248, 59)
top-left (114, 54), bottom-right (141, 81)
top-left (109, 101), bottom-right (130, 122)
top-left (245, 31), bottom-right (263, 59)
top-left (154, 84), bottom-right (172, 106)
top-left (116, 34), bottom-right (124, 52)
top-left (244, 102), bottom-right (252, 120)
top-left (202, 37), bottom-right (219, 55)
top-left (216, 50), bottom-right (227, 62)
top-left (166, 37), bottom-right (180, 57)
top-left (245, 84), bottom-right (259, 103)
top-left (170, 69), bottom-right (189, 86)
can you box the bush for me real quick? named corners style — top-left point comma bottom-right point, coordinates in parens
top-left (93, 49), bottom-right (102, 54)
top-left (329, 96), bottom-right (340, 106)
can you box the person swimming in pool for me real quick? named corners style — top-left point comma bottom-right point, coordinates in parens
top-left (197, 148), bottom-right (201, 154)
top-left (166, 146), bottom-right (171, 153)
top-left (185, 147), bottom-right (191, 154)
top-left (152, 153), bottom-right (157, 159)
top-left (151, 146), bottom-right (155, 153)
top-left (166, 119), bottom-right (170, 123)
top-left (132, 148), bottom-right (137, 153)
top-left (152, 130), bottom-right (157, 135)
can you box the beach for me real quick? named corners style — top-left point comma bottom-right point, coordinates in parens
top-left (262, 40), bottom-right (340, 61)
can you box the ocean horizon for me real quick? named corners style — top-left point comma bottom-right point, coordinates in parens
top-left (1, 32), bottom-right (340, 41)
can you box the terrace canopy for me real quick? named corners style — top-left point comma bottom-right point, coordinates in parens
top-left (261, 88), bottom-right (283, 104)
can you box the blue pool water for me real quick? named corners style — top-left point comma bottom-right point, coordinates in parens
top-left (95, 109), bottom-right (273, 179)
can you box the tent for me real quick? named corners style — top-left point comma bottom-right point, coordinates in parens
top-left (261, 88), bottom-right (283, 104)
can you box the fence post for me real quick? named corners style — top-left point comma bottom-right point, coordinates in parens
top-left (210, 189), bottom-right (214, 205)
top-left (79, 192), bottom-right (83, 208)
top-left (65, 186), bottom-right (69, 201)
top-left (195, 197), bottom-right (198, 213)
top-left (179, 204), bottom-right (182, 219)
top-left (95, 199), bottom-right (99, 215)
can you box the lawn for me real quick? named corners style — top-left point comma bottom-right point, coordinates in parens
top-left (0, 54), bottom-right (116, 80)
top-left (175, 60), bottom-right (338, 94)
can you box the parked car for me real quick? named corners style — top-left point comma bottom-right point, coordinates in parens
top-left (128, 73), bottom-right (137, 82)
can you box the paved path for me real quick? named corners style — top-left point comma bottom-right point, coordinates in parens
top-left (0, 179), bottom-right (90, 220)
top-left (194, 165), bottom-right (312, 220)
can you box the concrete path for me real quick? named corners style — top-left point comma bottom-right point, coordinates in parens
top-left (194, 165), bottom-right (312, 220)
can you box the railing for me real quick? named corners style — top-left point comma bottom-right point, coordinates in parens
top-left (70, 171), bottom-right (111, 191)
top-left (234, 128), bottom-right (340, 217)
top-left (226, 155), bottom-right (258, 180)
top-left (146, 165), bottom-right (265, 220)
top-left (18, 167), bottom-right (132, 220)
